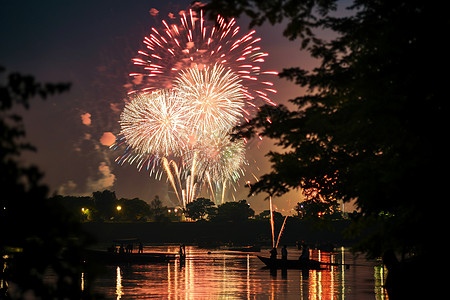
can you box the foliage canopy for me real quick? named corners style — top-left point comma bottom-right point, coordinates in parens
top-left (0, 67), bottom-right (102, 299)
top-left (207, 0), bottom-right (444, 257)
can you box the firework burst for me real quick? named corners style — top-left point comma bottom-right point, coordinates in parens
top-left (129, 9), bottom-right (278, 108)
top-left (119, 90), bottom-right (191, 157)
top-left (175, 63), bottom-right (245, 138)
top-left (183, 131), bottom-right (246, 184)
top-left (113, 8), bottom-right (277, 208)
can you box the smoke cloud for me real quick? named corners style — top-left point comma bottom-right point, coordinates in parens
top-left (57, 162), bottom-right (116, 196)
top-left (149, 8), bottom-right (159, 16)
top-left (81, 112), bottom-right (91, 126)
top-left (87, 162), bottom-right (116, 192)
top-left (57, 180), bottom-right (78, 195)
top-left (100, 132), bottom-right (116, 146)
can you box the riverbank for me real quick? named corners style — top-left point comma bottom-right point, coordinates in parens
top-left (82, 219), bottom-right (356, 246)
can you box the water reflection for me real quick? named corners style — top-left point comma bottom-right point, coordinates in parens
top-left (116, 266), bottom-right (123, 299)
top-left (92, 245), bottom-right (387, 299)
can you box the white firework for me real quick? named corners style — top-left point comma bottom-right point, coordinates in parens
top-left (119, 90), bottom-right (191, 157)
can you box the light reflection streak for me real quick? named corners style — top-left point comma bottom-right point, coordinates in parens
top-left (310, 270), bottom-right (318, 299)
top-left (246, 254), bottom-right (250, 300)
top-left (116, 266), bottom-right (123, 300)
top-left (375, 264), bottom-right (388, 299)
top-left (186, 247), bottom-right (194, 300)
top-left (296, 249), bottom-right (345, 299)
top-left (167, 263), bottom-right (171, 299)
top-left (341, 246), bottom-right (346, 296)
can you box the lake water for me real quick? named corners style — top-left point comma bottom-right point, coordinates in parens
top-left (90, 245), bottom-right (388, 299)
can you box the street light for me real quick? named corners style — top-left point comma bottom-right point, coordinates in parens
top-left (116, 205), bottom-right (122, 211)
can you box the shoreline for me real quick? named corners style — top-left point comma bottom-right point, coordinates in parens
top-left (82, 219), bottom-right (356, 247)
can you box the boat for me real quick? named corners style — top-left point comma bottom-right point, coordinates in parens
top-left (84, 249), bottom-right (177, 264)
top-left (228, 245), bottom-right (261, 252)
top-left (84, 238), bottom-right (177, 265)
top-left (257, 256), bottom-right (325, 270)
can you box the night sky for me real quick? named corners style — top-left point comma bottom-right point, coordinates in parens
top-left (1, 0), bottom-right (319, 213)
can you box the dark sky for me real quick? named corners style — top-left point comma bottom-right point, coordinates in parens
top-left (1, 0), bottom-right (321, 213)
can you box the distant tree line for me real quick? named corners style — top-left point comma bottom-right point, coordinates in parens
top-left (184, 197), bottom-right (345, 222)
top-left (184, 198), bottom-right (255, 222)
top-left (52, 190), bottom-right (346, 223)
top-left (50, 190), bottom-right (169, 222)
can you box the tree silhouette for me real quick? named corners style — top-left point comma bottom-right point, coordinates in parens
top-left (185, 197), bottom-right (215, 221)
top-left (213, 200), bottom-right (254, 222)
top-left (149, 195), bottom-right (168, 221)
top-left (0, 66), bottom-right (100, 299)
top-left (207, 0), bottom-right (443, 260)
top-left (93, 189), bottom-right (118, 221)
top-left (117, 197), bottom-right (151, 222)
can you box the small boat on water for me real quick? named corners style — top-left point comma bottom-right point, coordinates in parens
top-left (257, 256), bottom-right (325, 270)
top-left (84, 250), bottom-right (176, 264)
top-left (228, 245), bottom-right (261, 252)
top-left (258, 256), bottom-right (350, 270)
top-left (84, 238), bottom-right (177, 265)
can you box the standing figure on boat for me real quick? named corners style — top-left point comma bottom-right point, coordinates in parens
top-left (270, 247), bottom-right (277, 260)
top-left (138, 242), bottom-right (143, 254)
top-left (179, 244), bottom-right (186, 260)
top-left (281, 245), bottom-right (288, 260)
top-left (299, 244), bottom-right (310, 262)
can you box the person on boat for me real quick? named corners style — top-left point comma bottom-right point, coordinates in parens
top-left (270, 247), bottom-right (277, 260)
top-left (179, 244), bottom-right (186, 260)
top-left (126, 243), bottom-right (134, 253)
top-left (299, 244), bottom-right (310, 262)
top-left (138, 242), bottom-right (143, 254)
top-left (281, 245), bottom-right (288, 260)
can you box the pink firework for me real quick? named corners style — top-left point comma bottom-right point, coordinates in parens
top-left (128, 9), bottom-right (278, 110)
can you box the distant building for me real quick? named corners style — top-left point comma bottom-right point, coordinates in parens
top-left (166, 207), bottom-right (184, 221)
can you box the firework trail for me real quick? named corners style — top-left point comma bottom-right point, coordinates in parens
top-left (275, 216), bottom-right (288, 248)
top-left (183, 130), bottom-right (246, 184)
top-left (162, 157), bottom-right (183, 206)
top-left (181, 130), bottom-right (246, 205)
top-left (270, 196), bottom-right (275, 248)
top-left (162, 154), bottom-right (202, 207)
top-left (129, 9), bottom-right (278, 109)
top-left (184, 154), bottom-right (199, 205)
